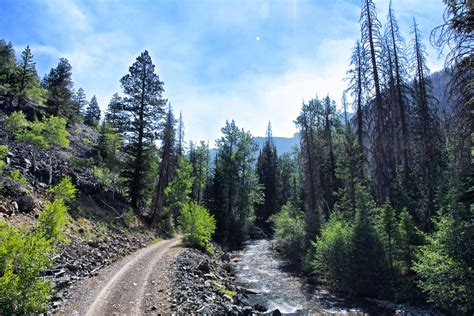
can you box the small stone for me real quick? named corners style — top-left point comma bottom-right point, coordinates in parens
top-left (0, 204), bottom-right (12, 215)
top-left (11, 201), bottom-right (18, 212)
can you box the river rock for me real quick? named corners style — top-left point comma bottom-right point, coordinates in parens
top-left (253, 303), bottom-right (267, 312)
top-left (243, 287), bottom-right (261, 295)
top-left (221, 252), bottom-right (231, 262)
top-left (169, 248), bottom-right (263, 314)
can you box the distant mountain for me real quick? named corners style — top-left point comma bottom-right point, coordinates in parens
top-left (430, 69), bottom-right (455, 114)
top-left (208, 133), bottom-right (300, 161)
top-left (253, 133), bottom-right (300, 155)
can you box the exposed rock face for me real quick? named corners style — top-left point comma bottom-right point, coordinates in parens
top-left (170, 248), bottom-right (265, 315)
top-left (0, 116), bottom-right (115, 199)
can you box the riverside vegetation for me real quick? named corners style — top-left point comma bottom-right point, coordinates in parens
top-left (0, 0), bottom-right (472, 314)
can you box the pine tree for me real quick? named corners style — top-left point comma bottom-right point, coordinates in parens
top-left (177, 111), bottom-right (185, 158)
top-left (377, 201), bottom-right (398, 273)
top-left (84, 95), bottom-right (101, 127)
top-left (212, 120), bottom-right (262, 248)
top-left (205, 157), bottom-right (227, 243)
top-left (16, 45), bottom-right (39, 107)
top-left (73, 87), bottom-right (88, 118)
top-left (334, 103), bottom-right (365, 219)
top-left (321, 96), bottom-right (339, 215)
top-left (295, 99), bottom-right (323, 246)
top-left (42, 58), bottom-right (77, 122)
top-left (151, 104), bottom-right (177, 225)
top-left (189, 141), bottom-right (210, 202)
top-left (278, 151), bottom-right (301, 209)
top-left (397, 207), bottom-right (418, 271)
top-left (385, 2), bottom-right (411, 188)
top-left (256, 122), bottom-right (279, 231)
top-left (410, 19), bottom-right (442, 231)
top-left (105, 93), bottom-right (125, 133)
top-left (0, 40), bottom-right (17, 106)
top-left (347, 40), bottom-right (368, 160)
top-left (349, 205), bottom-right (387, 296)
top-left (96, 121), bottom-right (123, 192)
top-left (163, 156), bottom-right (193, 234)
top-left (431, 0), bottom-right (473, 213)
top-left (360, 0), bottom-right (388, 202)
top-left (119, 50), bottom-right (167, 210)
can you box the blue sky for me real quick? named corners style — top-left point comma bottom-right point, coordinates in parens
top-left (0, 0), bottom-right (446, 143)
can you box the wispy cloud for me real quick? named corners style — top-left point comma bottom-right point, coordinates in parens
top-left (41, 0), bottom-right (89, 32)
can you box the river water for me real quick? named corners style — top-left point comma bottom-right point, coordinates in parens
top-left (233, 239), bottom-right (399, 315)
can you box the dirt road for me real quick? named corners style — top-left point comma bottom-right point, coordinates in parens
top-left (61, 237), bottom-right (181, 315)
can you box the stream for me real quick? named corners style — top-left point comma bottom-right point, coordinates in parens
top-left (233, 239), bottom-right (438, 316)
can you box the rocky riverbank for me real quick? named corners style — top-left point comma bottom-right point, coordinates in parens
top-left (170, 247), bottom-right (268, 315)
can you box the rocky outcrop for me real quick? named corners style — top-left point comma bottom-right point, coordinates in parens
top-left (170, 248), bottom-right (265, 315)
top-left (0, 115), bottom-right (120, 199)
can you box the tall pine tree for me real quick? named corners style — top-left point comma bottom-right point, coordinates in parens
top-left (42, 58), bottom-right (77, 122)
top-left (16, 45), bottom-right (39, 107)
top-left (256, 122), bottom-right (279, 231)
top-left (119, 51), bottom-right (167, 211)
top-left (151, 104), bottom-right (177, 225)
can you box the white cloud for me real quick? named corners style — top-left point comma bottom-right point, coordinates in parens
top-left (29, 44), bottom-right (63, 58)
top-left (41, 0), bottom-right (89, 32)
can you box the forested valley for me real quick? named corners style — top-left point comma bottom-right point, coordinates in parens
top-left (0, 0), bottom-right (472, 315)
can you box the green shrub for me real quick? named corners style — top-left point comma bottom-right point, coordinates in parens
top-left (123, 208), bottom-right (137, 228)
top-left (0, 145), bottom-right (8, 174)
top-left (9, 170), bottom-right (28, 185)
top-left (348, 210), bottom-right (387, 296)
top-left (38, 199), bottom-right (70, 243)
top-left (311, 213), bottom-right (352, 290)
top-left (94, 221), bottom-right (110, 241)
top-left (213, 281), bottom-right (236, 298)
top-left (3, 111), bottom-right (28, 137)
top-left (179, 202), bottom-right (216, 252)
top-left (92, 165), bottom-right (117, 186)
top-left (310, 210), bottom-right (387, 297)
top-left (271, 202), bottom-right (306, 267)
top-left (25, 85), bottom-right (48, 105)
top-left (413, 217), bottom-right (473, 314)
top-left (7, 113), bottom-right (70, 151)
top-left (48, 176), bottom-right (76, 203)
top-left (69, 156), bottom-right (92, 169)
top-left (0, 220), bottom-right (53, 314)
top-left (41, 116), bottom-right (69, 149)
